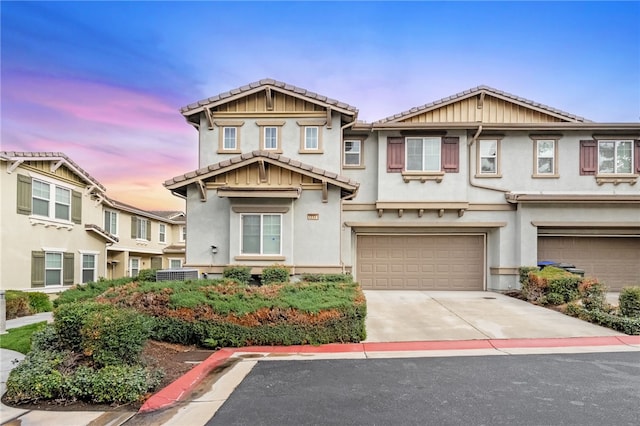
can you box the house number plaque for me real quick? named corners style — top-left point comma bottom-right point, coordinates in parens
top-left (307, 213), bottom-right (319, 220)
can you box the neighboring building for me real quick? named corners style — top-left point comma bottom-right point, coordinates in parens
top-left (0, 152), bottom-right (185, 293)
top-left (166, 79), bottom-right (640, 292)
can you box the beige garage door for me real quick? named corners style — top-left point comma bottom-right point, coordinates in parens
top-left (357, 234), bottom-right (484, 290)
top-left (538, 237), bottom-right (640, 291)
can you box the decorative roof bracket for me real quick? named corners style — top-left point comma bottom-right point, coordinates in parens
top-left (266, 87), bottom-right (273, 111)
top-left (205, 107), bottom-right (214, 129)
top-left (258, 160), bottom-right (267, 183)
top-left (7, 159), bottom-right (24, 174)
top-left (326, 107), bottom-right (332, 129)
top-left (322, 181), bottom-right (328, 203)
top-left (50, 159), bottom-right (65, 173)
top-left (197, 179), bottom-right (207, 202)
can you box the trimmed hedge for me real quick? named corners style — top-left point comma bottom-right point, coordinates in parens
top-left (619, 286), bottom-right (640, 318)
top-left (520, 267), bottom-right (582, 305)
top-left (566, 303), bottom-right (640, 335)
top-left (4, 290), bottom-right (52, 319)
top-left (261, 264), bottom-right (290, 285)
top-left (223, 265), bottom-right (252, 285)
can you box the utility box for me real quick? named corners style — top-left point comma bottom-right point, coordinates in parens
top-left (156, 269), bottom-right (199, 281)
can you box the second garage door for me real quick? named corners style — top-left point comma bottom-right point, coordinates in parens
top-left (538, 236), bottom-right (640, 291)
top-left (357, 234), bottom-right (484, 290)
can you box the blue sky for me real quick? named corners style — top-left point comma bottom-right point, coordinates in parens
top-left (2, 1), bottom-right (639, 209)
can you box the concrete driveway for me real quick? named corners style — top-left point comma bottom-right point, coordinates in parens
top-left (364, 291), bottom-right (623, 342)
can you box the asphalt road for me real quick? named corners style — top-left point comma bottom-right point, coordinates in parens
top-left (207, 352), bottom-right (640, 426)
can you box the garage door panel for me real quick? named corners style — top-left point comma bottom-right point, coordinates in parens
top-left (357, 235), bottom-right (484, 290)
top-left (538, 237), bottom-right (640, 291)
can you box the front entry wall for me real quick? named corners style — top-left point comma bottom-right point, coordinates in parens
top-left (357, 234), bottom-right (485, 290)
top-left (538, 236), bottom-right (640, 291)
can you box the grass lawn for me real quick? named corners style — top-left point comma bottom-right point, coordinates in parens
top-left (0, 321), bottom-right (47, 354)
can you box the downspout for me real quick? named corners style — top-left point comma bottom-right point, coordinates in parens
top-left (467, 125), bottom-right (510, 193)
top-left (339, 117), bottom-right (358, 274)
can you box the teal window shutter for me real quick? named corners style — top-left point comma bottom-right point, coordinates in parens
top-left (63, 252), bottom-right (74, 285)
top-left (131, 217), bottom-right (137, 238)
top-left (71, 190), bottom-right (82, 224)
top-left (31, 251), bottom-right (45, 288)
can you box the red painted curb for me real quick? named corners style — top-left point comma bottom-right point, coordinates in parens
top-left (138, 348), bottom-right (234, 413)
top-left (138, 335), bottom-right (638, 413)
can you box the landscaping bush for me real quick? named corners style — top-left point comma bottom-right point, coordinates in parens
top-left (53, 277), bottom-right (135, 308)
top-left (261, 264), bottom-right (290, 285)
top-left (579, 279), bottom-right (609, 311)
top-left (137, 269), bottom-right (158, 282)
top-left (566, 303), bottom-right (640, 335)
top-left (5, 349), bottom-right (68, 403)
top-left (301, 273), bottom-right (354, 283)
top-left (28, 292), bottom-right (53, 313)
top-left (223, 265), bottom-right (252, 285)
top-left (54, 302), bottom-right (151, 367)
top-left (544, 293), bottom-right (565, 306)
top-left (5, 291), bottom-right (32, 319)
top-left (619, 286), bottom-right (640, 318)
top-left (521, 267), bottom-right (581, 304)
top-left (518, 266), bottom-right (539, 286)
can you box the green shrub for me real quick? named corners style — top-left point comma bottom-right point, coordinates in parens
top-left (261, 264), bottom-right (290, 285)
top-left (83, 365), bottom-right (163, 404)
top-left (5, 291), bottom-right (32, 319)
top-left (579, 279), bottom-right (609, 311)
top-left (54, 302), bottom-right (114, 352)
top-left (28, 292), bottom-right (53, 313)
top-left (547, 275), bottom-right (581, 303)
top-left (31, 324), bottom-right (61, 352)
top-left (545, 293), bottom-right (565, 305)
top-left (4, 349), bottom-right (68, 403)
top-left (301, 273), bottom-right (354, 283)
top-left (619, 286), bottom-right (640, 318)
top-left (566, 303), bottom-right (640, 335)
top-left (223, 265), bottom-right (252, 284)
top-left (521, 267), bottom-right (580, 304)
top-left (518, 266), bottom-right (539, 286)
top-left (137, 269), bottom-right (157, 282)
top-left (53, 277), bottom-right (134, 307)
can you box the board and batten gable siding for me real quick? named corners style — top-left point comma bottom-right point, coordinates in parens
top-left (399, 95), bottom-right (567, 124)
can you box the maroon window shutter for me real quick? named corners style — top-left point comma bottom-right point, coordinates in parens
top-left (635, 140), bottom-right (640, 174)
top-left (579, 140), bottom-right (597, 175)
top-left (441, 136), bottom-right (460, 173)
top-left (387, 137), bottom-right (405, 172)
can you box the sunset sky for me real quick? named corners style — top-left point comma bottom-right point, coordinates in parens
top-left (2, 1), bottom-right (639, 211)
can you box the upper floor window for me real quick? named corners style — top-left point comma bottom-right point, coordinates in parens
top-left (131, 217), bottom-right (150, 240)
top-left (305, 127), bottom-right (319, 150)
top-left (159, 223), bottom-right (166, 243)
top-left (406, 137), bottom-right (441, 172)
top-left (223, 127), bottom-right (237, 150)
top-left (478, 139), bottom-right (500, 176)
top-left (180, 225), bottom-right (186, 242)
top-left (32, 180), bottom-right (72, 221)
top-left (241, 214), bottom-right (281, 255)
top-left (533, 138), bottom-right (558, 177)
top-left (598, 140), bottom-right (633, 174)
top-left (104, 210), bottom-right (118, 235)
top-left (265, 127), bottom-right (278, 150)
top-left (344, 139), bottom-right (363, 167)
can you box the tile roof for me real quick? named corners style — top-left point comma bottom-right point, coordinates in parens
top-left (0, 151), bottom-right (107, 192)
top-left (105, 198), bottom-right (186, 223)
top-left (374, 85), bottom-right (591, 124)
top-left (180, 78), bottom-right (358, 116)
top-left (164, 150), bottom-right (359, 190)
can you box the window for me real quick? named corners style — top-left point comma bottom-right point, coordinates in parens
top-left (478, 139), bottom-right (499, 175)
top-left (241, 214), bottom-right (281, 255)
top-left (31, 180), bottom-right (72, 221)
top-left (406, 137), bottom-right (441, 172)
top-left (223, 127), bottom-right (237, 150)
top-left (533, 139), bottom-right (558, 176)
top-left (180, 226), bottom-right (186, 242)
top-left (159, 224), bottom-right (166, 243)
top-left (82, 254), bottom-right (96, 283)
top-left (45, 252), bottom-right (63, 286)
top-left (129, 258), bottom-right (140, 278)
top-left (131, 217), bottom-right (150, 240)
top-left (304, 127), bottom-right (319, 150)
top-left (169, 259), bottom-right (182, 269)
top-left (344, 139), bottom-right (362, 167)
top-left (265, 127), bottom-right (277, 150)
top-left (104, 210), bottom-right (118, 235)
top-left (598, 140), bottom-right (633, 174)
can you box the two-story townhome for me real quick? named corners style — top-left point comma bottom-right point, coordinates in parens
top-left (165, 79), bottom-right (640, 292)
top-left (1, 152), bottom-right (185, 293)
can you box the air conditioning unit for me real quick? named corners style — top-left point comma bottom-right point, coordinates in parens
top-left (156, 269), bottom-right (199, 282)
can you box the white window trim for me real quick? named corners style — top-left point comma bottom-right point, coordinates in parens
top-left (29, 173), bottom-right (75, 224)
top-left (531, 137), bottom-right (559, 178)
top-left (597, 139), bottom-right (635, 175)
top-left (159, 223), bottom-right (166, 244)
top-left (135, 217), bottom-right (150, 241)
top-left (45, 251), bottom-right (63, 287)
top-left (104, 209), bottom-right (119, 236)
top-left (239, 213), bottom-right (283, 256)
top-left (343, 138), bottom-right (364, 168)
top-left (169, 258), bottom-right (183, 269)
top-left (129, 257), bottom-right (141, 278)
top-left (475, 138), bottom-right (502, 178)
top-left (81, 253), bottom-right (97, 284)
